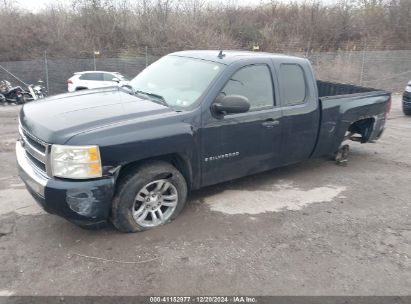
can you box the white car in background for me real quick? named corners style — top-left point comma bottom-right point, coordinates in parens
top-left (67, 71), bottom-right (129, 92)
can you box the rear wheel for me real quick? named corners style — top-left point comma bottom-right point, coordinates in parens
top-left (111, 161), bottom-right (188, 232)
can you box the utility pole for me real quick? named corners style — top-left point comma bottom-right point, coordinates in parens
top-left (44, 51), bottom-right (49, 94)
top-left (145, 46), bottom-right (148, 67)
top-left (360, 39), bottom-right (367, 85)
top-left (93, 51), bottom-right (96, 71)
top-left (93, 50), bottom-right (100, 71)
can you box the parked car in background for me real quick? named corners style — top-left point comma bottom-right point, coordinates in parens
top-left (67, 71), bottom-right (129, 92)
top-left (403, 81), bottom-right (411, 115)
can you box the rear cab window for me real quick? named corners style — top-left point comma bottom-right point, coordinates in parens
top-left (279, 64), bottom-right (307, 106)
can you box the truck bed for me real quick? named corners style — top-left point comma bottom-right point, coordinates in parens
top-left (317, 80), bottom-right (384, 98)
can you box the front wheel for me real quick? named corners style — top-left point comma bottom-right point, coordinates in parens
top-left (111, 161), bottom-right (188, 232)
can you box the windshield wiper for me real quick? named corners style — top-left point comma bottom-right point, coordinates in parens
top-left (133, 89), bottom-right (169, 107)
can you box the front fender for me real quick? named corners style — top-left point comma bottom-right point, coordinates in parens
top-left (66, 107), bottom-right (199, 168)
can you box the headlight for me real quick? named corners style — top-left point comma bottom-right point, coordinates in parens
top-left (405, 86), bottom-right (411, 93)
top-left (51, 145), bottom-right (102, 179)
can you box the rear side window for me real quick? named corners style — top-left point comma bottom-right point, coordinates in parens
top-left (279, 64), bottom-right (306, 106)
top-left (79, 73), bottom-right (103, 81)
top-left (222, 65), bottom-right (274, 111)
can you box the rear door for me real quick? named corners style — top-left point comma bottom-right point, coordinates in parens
top-left (201, 61), bottom-right (283, 186)
top-left (276, 62), bottom-right (320, 165)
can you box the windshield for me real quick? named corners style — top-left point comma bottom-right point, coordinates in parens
top-left (129, 55), bottom-right (224, 108)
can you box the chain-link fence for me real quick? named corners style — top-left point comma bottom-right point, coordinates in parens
top-left (0, 55), bottom-right (157, 95)
top-left (304, 50), bottom-right (411, 93)
top-left (1, 49), bottom-right (410, 96)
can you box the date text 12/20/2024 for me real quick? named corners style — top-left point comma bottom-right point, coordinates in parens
top-left (149, 296), bottom-right (257, 303)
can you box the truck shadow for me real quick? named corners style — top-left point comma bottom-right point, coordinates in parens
top-left (187, 146), bottom-right (372, 207)
top-left (188, 158), bottom-right (329, 203)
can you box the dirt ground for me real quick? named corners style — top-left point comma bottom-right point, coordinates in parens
top-left (0, 95), bottom-right (410, 296)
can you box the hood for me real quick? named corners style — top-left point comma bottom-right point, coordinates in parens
top-left (20, 87), bottom-right (174, 144)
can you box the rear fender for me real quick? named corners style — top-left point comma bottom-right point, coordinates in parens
top-left (312, 93), bottom-right (389, 158)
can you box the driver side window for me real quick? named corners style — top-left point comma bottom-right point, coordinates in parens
top-left (221, 65), bottom-right (274, 111)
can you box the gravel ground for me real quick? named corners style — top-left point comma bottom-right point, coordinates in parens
top-left (0, 95), bottom-right (409, 296)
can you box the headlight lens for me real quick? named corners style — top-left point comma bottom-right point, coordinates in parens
top-left (51, 145), bottom-right (102, 179)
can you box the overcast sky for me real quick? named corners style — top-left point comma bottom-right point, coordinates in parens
top-left (13, 0), bottom-right (336, 13)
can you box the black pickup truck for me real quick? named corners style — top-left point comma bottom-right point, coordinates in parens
top-left (17, 51), bottom-right (391, 232)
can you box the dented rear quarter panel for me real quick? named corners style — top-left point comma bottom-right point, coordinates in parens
top-left (312, 91), bottom-right (391, 158)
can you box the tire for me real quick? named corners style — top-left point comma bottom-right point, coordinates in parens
top-left (403, 106), bottom-right (411, 116)
top-left (111, 161), bottom-right (188, 233)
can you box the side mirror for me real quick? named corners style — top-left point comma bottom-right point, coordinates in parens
top-left (112, 77), bottom-right (120, 83)
top-left (213, 95), bottom-right (250, 115)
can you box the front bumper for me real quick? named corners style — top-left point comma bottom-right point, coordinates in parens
top-left (16, 141), bottom-right (115, 228)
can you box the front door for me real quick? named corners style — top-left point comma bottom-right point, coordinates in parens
top-left (201, 63), bottom-right (282, 186)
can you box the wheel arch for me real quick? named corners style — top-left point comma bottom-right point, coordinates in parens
top-left (117, 153), bottom-right (193, 191)
top-left (347, 117), bottom-right (375, 143)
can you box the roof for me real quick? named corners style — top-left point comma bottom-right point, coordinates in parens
top-left (169, 50), bottom-right (303, 65)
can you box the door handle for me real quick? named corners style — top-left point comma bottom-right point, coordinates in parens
top-left (262, 119), bottom-right (280, 128)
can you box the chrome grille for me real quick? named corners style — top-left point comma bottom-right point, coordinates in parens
top-left (18, 125), bottom-right (49, 176)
